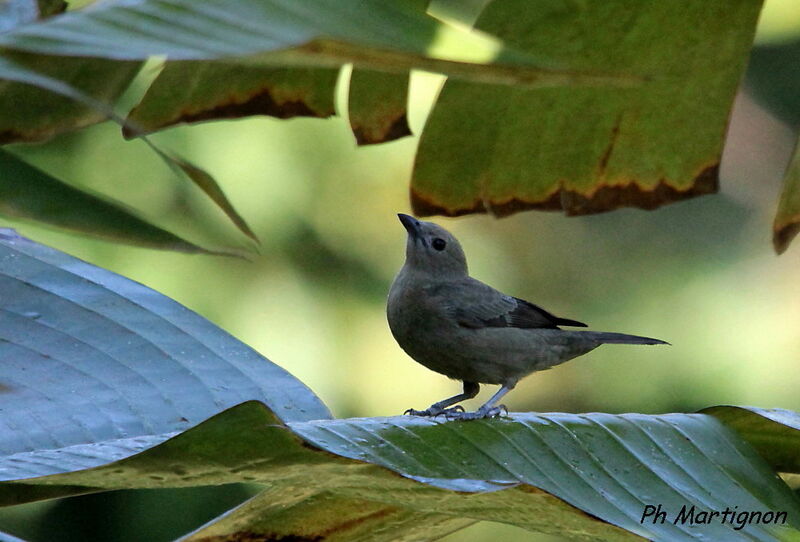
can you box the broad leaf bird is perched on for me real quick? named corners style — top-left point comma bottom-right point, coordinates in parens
top-left (387, 214), bottom-right (667, 421)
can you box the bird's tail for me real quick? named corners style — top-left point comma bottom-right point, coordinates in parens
top-left (584, 332), bottom-right (669, 346)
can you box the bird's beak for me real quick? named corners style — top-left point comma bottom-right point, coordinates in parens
top-left (398, 213), bottom-right (421, 238)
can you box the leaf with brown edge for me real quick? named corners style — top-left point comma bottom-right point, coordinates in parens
top-left (125, 61), bottom-right (339, 138)
top-left (348, 69), bottom-right (412, 146)
top-left (773, 135), bottom-right (800, 254)
top-left (411, 0), bottom-right (761, 218)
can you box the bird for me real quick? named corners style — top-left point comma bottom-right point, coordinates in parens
top-left (387, 213), bottom-right (668, 420)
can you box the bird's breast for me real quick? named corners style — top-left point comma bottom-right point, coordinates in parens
top-left (387, 277), bottom-right (472, 379)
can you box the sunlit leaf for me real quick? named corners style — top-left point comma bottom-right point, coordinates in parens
top-left (773, 136), bottom-right (800, 254)
top-left (411, 0), bottom-right (762, 217)
top-left (125, 61), bottom-right (338, 137)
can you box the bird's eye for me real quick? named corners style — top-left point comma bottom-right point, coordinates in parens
top-left (432, 238), bottom-right (446, 251)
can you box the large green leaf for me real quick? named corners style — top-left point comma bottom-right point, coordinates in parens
top-left (2, 401), bottom-right (799, 541)
top-left (0, 229), bottom-right (330, 484)
top-left (0, 0), bottom-right (626, 88)
top-left (411, 0), bottom-right (762, 217)
top-left (773, 136), bottom-right (800, 254)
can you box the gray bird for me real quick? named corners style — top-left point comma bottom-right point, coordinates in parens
top-left (387, 213), bottom-right (667, 420)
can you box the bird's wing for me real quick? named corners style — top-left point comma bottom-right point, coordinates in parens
top-left (426, 279), bottom-right (587, 329)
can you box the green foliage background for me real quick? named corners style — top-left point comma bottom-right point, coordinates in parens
top-left (1, 2), bottom-right (799, 541)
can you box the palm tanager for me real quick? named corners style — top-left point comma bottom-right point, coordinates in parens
top-left (387, 213), bottom-right (667, 420)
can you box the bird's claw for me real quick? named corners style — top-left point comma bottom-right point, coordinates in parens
top-left (445, 404), bottom-right (508, 421)
top-left (404, 405), bottom-right (465, 417)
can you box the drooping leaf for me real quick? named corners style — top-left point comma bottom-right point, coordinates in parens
top-left (0, 0), bottom-right (626, 88)
top-left (2, 402), bottom-right (799, 540)
top-left (773, 135), bottom-right (800, 254)
top-left (0, 229), bottom-right (330, 486)
top-left (0, 150), bottom-right (226, 254)
top-left (144, 143), bottom-right (259, 244)
top-left (125, 61), bottom-right (339, 137)
top-left (704, 405), bottom-right (800, 474)
top-left (411, 0), bottom-right (763, 217)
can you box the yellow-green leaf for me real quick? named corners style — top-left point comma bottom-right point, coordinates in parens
top-left (412, 0), bottom-right (763, 217)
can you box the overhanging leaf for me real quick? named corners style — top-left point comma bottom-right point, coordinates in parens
top-left (0, 150), bottom-right (223, 254)
top-left (0, 0), bottom-right (629, 88)
top-left (0, 229), bottom-right (330, 485)
top-left (773, 135), bottom-right (800, 254)
top-left (411, 0), bottom-right (763, 217)
top-left (125, 61), bottom-right (339, 137)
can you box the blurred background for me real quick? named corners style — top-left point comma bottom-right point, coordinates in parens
top-left (1, 1), bottom-right (799, 540)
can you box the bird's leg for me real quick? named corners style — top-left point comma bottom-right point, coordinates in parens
top-left (446, 381), bottom-right (516, 421)
top-left (405, 381), bottom-right (479, 417)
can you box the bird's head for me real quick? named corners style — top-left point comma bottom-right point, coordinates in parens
top-left (397, 213), bottom-right (468, 277)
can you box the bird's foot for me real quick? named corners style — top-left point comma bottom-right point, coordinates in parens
top-left (445, 404), bottom-right (508, 421)
top-left (405, 405), bottom-right (465, 417)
